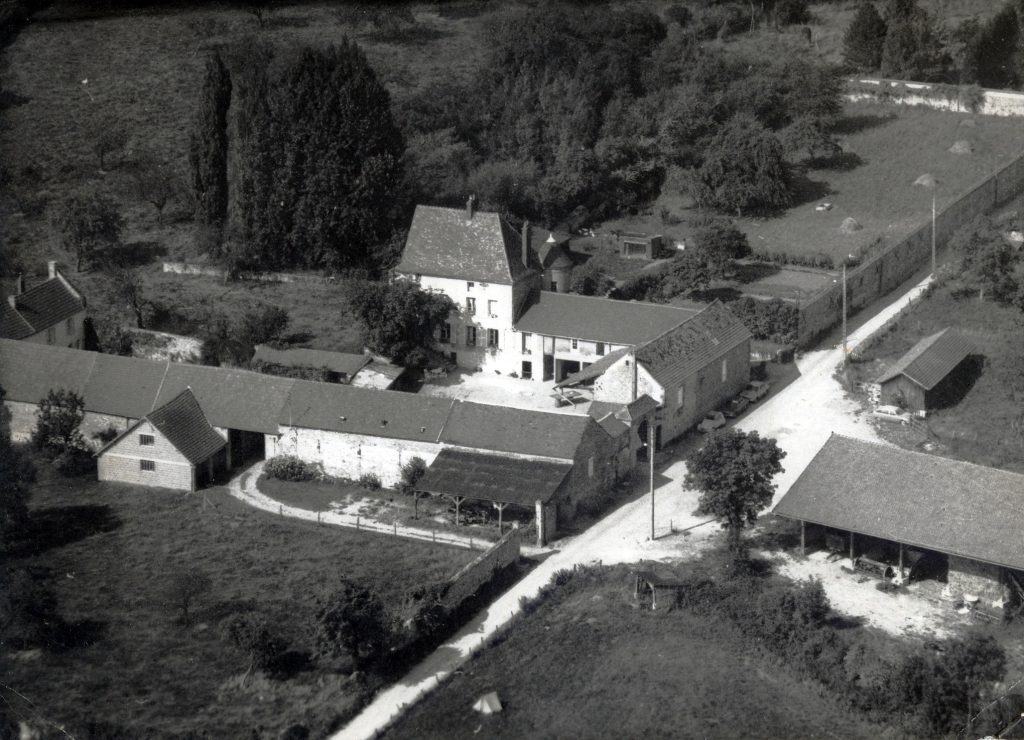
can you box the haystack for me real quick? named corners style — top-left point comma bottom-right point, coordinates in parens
top-left (949, 140), bottom-right (974, 155)
top-left (913, 173), bottom-right (937, 188)
top-left (473, 692), bottom-right (503, 715)
top-left (839, 217), bottom-right (863, 234)
top-left (959, 118), bottom-right (977, 128)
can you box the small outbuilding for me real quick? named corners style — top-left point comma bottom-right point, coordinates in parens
top-left (537, 232), bottom-right (574, 293)
top-left (875, 328), bottom-right (978, 412)
top-left (617, 232), bottom-right (664, 260)
top-left (97, 388), bottom-right (227, 492)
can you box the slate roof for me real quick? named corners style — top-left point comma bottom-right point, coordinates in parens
top-left (5, 275), bottom-right (84, 337)
top-left (0, 339), bottom-right (97, 402)
top-left (394, 206), bottom-right (537, 284)
top-left (83, 354), bottom-right (168, 419)
top-left (515, 292), bottom-right (700, 345)
top-left (416, 449), bottom-right (572, 507)
top-left (440, 401), bottom-right (594, 460)
top-left (280, 380), bottom-right (454, 441)
top-left (349, 360), bottom-right (404, 390)
top-left (0, 302), bottom-right (34, 340)
top-left (537, 234), bottom-right (574, 270)
top-left (773, 434), bottom-right (1024, 571)
top-left (636, 301), bottom-right (751, 388)
top-left (144, 388), bottom-right (226, 464)
top-left (252, 345), bottom-right (370, 378)
top-left (875, 328), bottom-right (976, 389)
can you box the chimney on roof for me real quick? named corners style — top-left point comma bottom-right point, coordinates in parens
top-left (6, 295), bottom-right (14, 310)
top-left (521, 220), bottom-right (531, 268)
top-left (466, 194), bottom-right (476, 220)
top-left (15, 273), bottom-right (24, 295)
top-left (47, 260), bottom-right (57, 279)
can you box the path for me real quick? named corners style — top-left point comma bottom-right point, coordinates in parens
top-left (332, 274), bottom-right (936, 740)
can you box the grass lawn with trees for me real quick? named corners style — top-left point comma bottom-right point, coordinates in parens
top-left (0, 460), bottom-right (476, 738)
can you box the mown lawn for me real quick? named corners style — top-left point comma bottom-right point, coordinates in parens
top-left (386, 563), bottom-right (890, 740)
top-left (0, 458), bottom-right (475, 738)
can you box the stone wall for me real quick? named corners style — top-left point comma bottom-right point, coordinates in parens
top-left (4, 400), bottom-right (132, 449)
top-left (440, 526), bottom-right (521, 611)
top-left (846, 78), bottom-right (1024, 117)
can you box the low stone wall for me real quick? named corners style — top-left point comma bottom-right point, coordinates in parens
top-left (846, 78), bottom-right (1024, 117)
top-left (162, 261), bottom-right (339, 285)
top-left (441, 526), bottom-right (521, 611)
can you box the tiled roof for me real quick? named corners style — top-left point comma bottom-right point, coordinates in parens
top-left (538, 235), bottom-right (573, 270)
top-left (280, 380), bottom-right (454, 441)
top-left (440, 401), bottom-right (593, 460)
top-left (0, 339), bottom-right (97, 402)
top-left (875, 328), bottom-right (976, 390)
top-left (515, 292), bottom-right (700, 345)
top-left (394, 205), bottom-right (538, 284)
top-left (0, 302), bottom-right (34, 340)
top-left (84, 353), bottom-right (168, 419)
top-left (416, 448), bottom-right (572, 507)
top-left (636, 301), bottom-right (752, 388)
top-left (252, 345), bottom-right (370, 378)
top-left (145, 388), bottom-right (226, 464)
top-left (12, 277), bottom-right (83, 334)
top-left (773, 434), bottom-right (1024, 571)
top-left (555, 348), bottom-right (630, 388)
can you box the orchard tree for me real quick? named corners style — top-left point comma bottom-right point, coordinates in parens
top-left (314, 579), bottom-right (388, 671)
top-left (692, 115), bottom-right (792, 216)
top-left (54, 188), bottom-right (124, 271)
top-left (31, 389), bottom-right (86, 457)
top-left (690, 218), bottom-right (751, 277)
top-left (89, 117), bottom-right (129, 172)
top-left (189, 50), bottom-right (232, 228)
top-left (880, 6), bottom-right (942, 80)
top-left (843, 3), bottom-right (887, 72)
top-left (684, 429), bottom-right (786, 552)
top-left (347, 280), bottom-right (455, 366)
top-left (167, 566), bottom-right (212, 627)
top-left (106, 267), bottom-right (149, 329)
top-left (224, 612), bottom-right (284, 676)
top-left (131, 151), bottom-right (182, 226)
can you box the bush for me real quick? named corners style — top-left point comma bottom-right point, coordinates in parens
top-left (399, 457), bottom-right (427, 494)
top-left (223, 612), bottom-right (285, 673)
top-left (91, 426), bottom-right (120, 444)
top-left (54, 448), bottom-right (97, 477)
top-left (728, 297), bottom-right (799, 344)
top-left (264, 455), bottom-right (320, 482)
top-left (775, 0), bottom-right (810, 26)
top-left (358, 472), bottom-right (382, 491)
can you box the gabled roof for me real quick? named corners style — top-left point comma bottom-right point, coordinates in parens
top-left (394, 205), bottom-right (537, 284)
top-left (440, 401), bottom-right (594, 460)
top-left (280, 380), bottom-right (454, 441)
top-left (416, 449), bottom-right (572, 507)
top-left (515, 292), bottom-right (700, 345)
top-left (144, 388), bottom-right (226, 464)
top-left (773, 434), bottom-right (1024, 571)
top-left (875, 328), bottom-right (976, 389)
top-left (555, 348), bottom-right (629, 388)
top-left (8, 275), bottom-right (84, 335)
top-left (0, 302), bottom-right (34, 340)
top-left (636, 301), bottom-right (751, 388)
top-left (0, 339), bottom-right (97, 402)
top-left (538, 234), bottom-right (573, 270)
top-left (83, 353), bottom-right (168, 419)
top-left (252, 345), bottom-right (371, 378)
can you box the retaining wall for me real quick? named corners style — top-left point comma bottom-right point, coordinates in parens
top-left (162, 261), bottom-right (340, 285)
top-left (845, 78), bottom-right (1024, 117)
top-left (441, 527), bottom-right (521, 611)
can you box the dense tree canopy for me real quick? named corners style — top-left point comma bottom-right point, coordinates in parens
top-left (189, 50), bottom-right (232, 230)
top-left (844, 3), bottom-right (888, 72)
top-left (347, 280), bottom-right (455, 366)
top-left (54, 188), bottom-right (124, 272)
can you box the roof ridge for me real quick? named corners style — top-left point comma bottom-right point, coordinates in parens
top-left (636, 299), bottom-right (721, 350)
top-left (151, 362), bottom-right (171, 412)
top-left (830, 432), bottom-right (1024, 479)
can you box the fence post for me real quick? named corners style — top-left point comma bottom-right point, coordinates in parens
top-left (279, 504), bottom-right (282, 517)
top-left (356, 515), bottom-right (360, 530)
top-left (394, 521), bottom-right (397, 536)
top-left (317, 511), bottom-right (321, 526)
top-left (432, 528), bottom-right (436, 543)
top-left (470, 535), bottom-right (474, 550)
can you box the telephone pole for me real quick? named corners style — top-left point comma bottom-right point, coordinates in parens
top-left (841, 263), bottom-right (848, 364)
top-left (649, 419), bottom-right (655, 541)
top-left (931, 194), bottom-right (937, 276)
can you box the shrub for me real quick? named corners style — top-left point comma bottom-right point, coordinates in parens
top-left (92, 426), bottom-right (120, 444)
top-left (264, 455), bottom-right (320, 482)
top-left (358, 472), bottom-right (382, 491)
top-left (54, 448), bottom-right (97, 477)
top-left (223, 612), bottom-right (285, 673)
top-left (399, 457), bottom-right (427, 494)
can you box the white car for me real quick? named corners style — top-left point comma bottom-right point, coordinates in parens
top-left (698, 411), bottom-right (727, 433)
top-left (871, 405), bottom-right (911, 424)
top-left (740, 381), bottom-right (771, 403)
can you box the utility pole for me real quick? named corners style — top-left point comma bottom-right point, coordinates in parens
top-left (841, 262), bottom-right (848, 364)
top-left (649, 418), bottom-right (655, 541)
top-left (931, 193), bottom-right (937, 276)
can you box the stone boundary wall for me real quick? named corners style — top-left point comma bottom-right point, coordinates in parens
top-left (845, 77), bottom-right (1024, 117)
top-left (796, 150), bottom-right (1024, 347)
top-left (441, 526), bottom-right (521, 611)
top-left (162, 262), bottom-right (340, 285)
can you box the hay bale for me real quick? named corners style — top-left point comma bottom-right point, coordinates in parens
top-left (913, 173), bottom-right (937, 188)
top-left (959, 118), bottom-right (977, 127)
top-left (949, 140), bottom-right (974, 154)
top-left (839, 217), bottom-right (862, 234)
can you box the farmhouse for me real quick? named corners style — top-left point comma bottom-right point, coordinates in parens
top-left (393, 201), bottom-right (711, 382)
top-left (875, 328), bottom-right (978, 412)
top-left (774, 434), bottom-right (1024, 608)
top-left (0, 261), bottom-right (86, 348)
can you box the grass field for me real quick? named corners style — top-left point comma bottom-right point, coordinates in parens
top-left (386, 562), bottom-right (891, 740)
top-left (0, 457), bottom-right (475, 738)
top-left (845, 284), bottom-right (1024, 474)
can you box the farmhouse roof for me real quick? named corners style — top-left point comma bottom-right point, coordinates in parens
top-left (440, 401), bottom-right (593, 460)
top-left (394, 205), bottom-right (537, 284)
top-left (0, 339), bottom-right (97, 402)
top-left (875, 328), bottom-right (976, 389)
top-left (416, 449), bottom-right (572, 507)
top-left (515, 292), bottom-right (699, 345)
top-left (280, 380), bottom-right (454, 441)
top-left (2, 273), bottom-right (84, 338)
top-left (773, 434), bottom-right (1024, 572)
top-left (252, 345), bottom-right (370, 378)
top-left (144, 388), bottom-right (226, 464)
top-left (84, 353), bottom-right (169, 419)
top-left (555, 348), bottom-right (630, 388)
top-left (0, 302), bottom-right (34, 340)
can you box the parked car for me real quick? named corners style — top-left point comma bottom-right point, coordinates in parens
top-left (740, 380), bottom-right (771, 403)
top-left (723, 396), bottom-right (750, 418)
top-left (871, 405), bottom-right (911, 424)
top-left (698, 411), bottom-right (727, 433)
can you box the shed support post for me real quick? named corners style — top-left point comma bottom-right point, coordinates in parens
top-left (453, 496), bottom-right (463, 526)
top-left (494, 502), bottom-right (506, 535)
top-left (899, 543), bottom-right (904, 578)
top-left (849, 532), bottom-right (855, 565)
top-left (800, 520), bottom-right (806, 556)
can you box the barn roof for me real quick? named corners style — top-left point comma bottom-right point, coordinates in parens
top-left (515, 292), bottom-right (699, 345)
top-left (84, 353), bottom-right (168, 419)
top-left (251, 345), bottom-right (370, 378)
top-left (416, 448), bottom-right (572, 507)
top-left (394, 205), bottom-right (537, 284)
top-left (0, 339), bottom-right (97, 402)
top-left (875, 328), bottom-right (976, 390)
top-left (773, 434), bottom-right (1024, 571)
top-left (144, 388), bottom-right (226, 464)
top-left (440, 401), bottom-right (594, 460)
top-left (555, 348), bottom-right (629, 388)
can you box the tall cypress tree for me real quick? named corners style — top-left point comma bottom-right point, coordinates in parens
top-left (843, 3), bottom-right (888, 72)
top-left (972, 4), bottom-right (1020, 89)
top-left (189, 51), bottom-right (232, 228)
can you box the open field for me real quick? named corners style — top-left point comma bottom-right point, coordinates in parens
top-left (386, 563), bottom-right (892, 740)
top-left (844, 286), bottom-right (1024, 474)
top-left (0, 457), bottom-right (475, 738)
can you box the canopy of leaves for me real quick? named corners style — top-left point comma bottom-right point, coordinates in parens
top-left (684, 429), bottom-right (786, 550)
top-left (347, 280), bottom-right (455, 366)
top-left (190, 50), bottom-right (232, 229)
top-left (879, 6), bottom-right (943, 80)
top-left (690, 218), bottom-right (751, 276)
top-left (965, 4), bottom-right (1020, 89)
top-left (31, 389), bottom-right (86, 457)
top-left (843, 3), bottom-right (888, 72)
top-left (314, 579), bottom-right (388, 670)
top-left (54, 188), bottom-right (124, 271)
top-left (949, 216), bottom-right (1022, 303)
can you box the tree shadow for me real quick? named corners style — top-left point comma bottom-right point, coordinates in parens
top-left (806, 151), bottom-right (864, 172)
top-left (280, 331), bottom-right (315, 346)
top-left (13, 505), bottom-right (122, 556)
top-left (690, 286), bottom-right (742, 302)
top-left (98, 241), bottom-right (168, 269)
top-left (365, 26), bottom-right (451, 46)
top-left (732, 261), bottom-right (781, 284)
top-left (825, 613), bottom-right (867, 630)
top-left (788, 172), bottom-right (833, 208)
top-left (831, 112), bottom-right (898, 136)
top-left (53, 618), bottom-right (107, 651)
top-left (270, 649), bottom-right (314, 679)
top-left (0, 89), bottom-right (30, 111)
